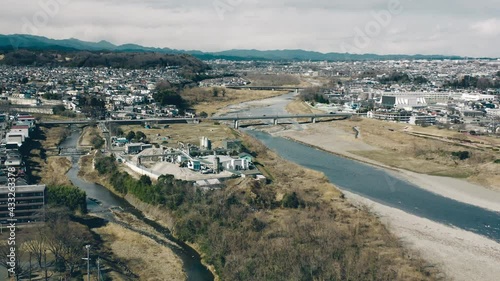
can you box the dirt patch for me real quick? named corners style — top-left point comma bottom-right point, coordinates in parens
top-left (93, 223), bottom-right (185, 281)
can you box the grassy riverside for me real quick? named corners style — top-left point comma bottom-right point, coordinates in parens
top-left (182, 87), bottom-right (288, 116)
top-left (5, 126), bottom-right (128, 280)
top-left (329, 118), bottom-right (499, 189)
top-left (25, 126), bottom-right (184, 280)
top-left (88, 128), bottom-right (442, 280)
top-left (78, 125), bottom-right (104, 148)
top-left (287, 101), bottom-right (500, 190)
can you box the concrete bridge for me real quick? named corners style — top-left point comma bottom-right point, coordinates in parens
top-left (208, 113), bottom-right (353, 129)
top-left (38, 118), bottom-right (201, 126)
top-left (39, 113), bottom-right (355, 129)
top-left (58, 147), bottom-right (90, 156)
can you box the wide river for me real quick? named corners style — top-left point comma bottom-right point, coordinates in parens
top-left (225, 92), bottom-right (500, 242)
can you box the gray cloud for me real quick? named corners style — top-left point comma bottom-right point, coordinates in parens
top-left (0, 0), bottom-right (499, 57)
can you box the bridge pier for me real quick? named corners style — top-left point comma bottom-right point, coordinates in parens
top-left (295, 89), bottom-right (298, 94)
top-left (311, 117), bottom-right (317, 124)
top-left (273, 118), bottom-right (278, 126)
top-left (234, 120), bottom-right (239, 129)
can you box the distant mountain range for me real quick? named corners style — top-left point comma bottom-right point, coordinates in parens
top-left (0, 34), bottom-right (490, 61)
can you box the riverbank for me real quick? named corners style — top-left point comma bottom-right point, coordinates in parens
top-left (346, 191), bottom-right (500, 281)
top-left (272, 123), bottom-right (500, 281)
top-left (78, 153), bottom-right (208, 281)
top-left (277, 123), bottom-right (500, 213)
top-left (94, 218), bottom-right (185, 281)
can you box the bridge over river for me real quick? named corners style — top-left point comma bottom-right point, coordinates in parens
top-left (209, 113), bottom-right (354, 128)
top-left (38, 113), bottom-right (356, 129)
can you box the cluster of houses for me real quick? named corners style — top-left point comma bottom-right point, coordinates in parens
top-left (121, 137), bottom-right (264, 189)
top-left (0, 113), bottom-right (46, 224)
top-left (0, 66), bottom-right (192, 117)
top-left (1, 114), bottom-right (36, 175)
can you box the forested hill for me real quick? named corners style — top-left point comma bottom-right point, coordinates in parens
top-left (0, 34), bottom-right (477, 61)
top-left (0, 49), bottom-right (209, 77)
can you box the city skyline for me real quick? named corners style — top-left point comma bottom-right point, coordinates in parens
top-left (0, 0), bottom-right (499, 57)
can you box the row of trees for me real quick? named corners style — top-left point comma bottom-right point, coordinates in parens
top-left (0, 209), bottom-right (93, 280)
top-left (378, 72), bottom-right (429, 85)
top-left (125, 130), bottom-right (147, 143)
top-left (300, 87), bottom-right (330, 104)
top-left (52, 104), bottom-right (77, 118)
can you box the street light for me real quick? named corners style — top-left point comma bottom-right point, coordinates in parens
top-left (82, 245), bottom-right (91, 281)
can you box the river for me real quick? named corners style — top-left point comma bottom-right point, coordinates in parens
top-left (224, 92), bottom-right (500, 242)
top-left (60, 127), bottom-right (214, 281)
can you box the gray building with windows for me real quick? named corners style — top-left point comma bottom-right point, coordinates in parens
top-left (0, 185), bottom-right (46, 224)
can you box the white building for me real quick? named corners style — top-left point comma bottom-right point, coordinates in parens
top-left (222, 159), bottom-right (250, 171)
top-left (9, 126), bottom-right (30, 139)
top-left (461, 93), bottom-right (496, 102)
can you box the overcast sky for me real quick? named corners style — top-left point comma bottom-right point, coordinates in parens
top-left (1, 0), bottom-right (499, 57)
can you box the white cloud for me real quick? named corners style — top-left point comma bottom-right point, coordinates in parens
top-left (470, 18), bottom-right (500, 36)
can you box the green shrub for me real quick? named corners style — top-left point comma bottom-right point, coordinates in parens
top-left (451, 151), bottom-right (470, 160)
top-left (47, 185), bottom-right (87, 213)
top-left (282, 192), bottom-right (300, 208)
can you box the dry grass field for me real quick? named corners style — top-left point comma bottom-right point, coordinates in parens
top-left (39, 156), bottom-right (73, 186)
top-left (184, 88), bottom-right (288, 116)
top-left (79, 125), bottom-right (103, 148)
top-left (93, 223), bottom-right (186, 281)
top-left (286, 99), bottom-right (324, 115)
top-left (29, 126), bottom-right (72, 185)
top-left (287, 101), bottom-right (500, 190)
top-left (40, 125), bottom-right (70, 149)
top-left (333, 118), bottom-right (500, 189)
top-left (119, 122), bottom-right (237, 148)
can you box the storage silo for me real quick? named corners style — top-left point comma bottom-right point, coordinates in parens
top-left (206, 139), bottom-right (212, 150)
top-left (213, 156), bottom-right (220, 174)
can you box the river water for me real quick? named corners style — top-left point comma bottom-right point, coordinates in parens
top-left (225, 92), bottom-right (500, 243)
top-left (60, 127), bottom-right (214, 281)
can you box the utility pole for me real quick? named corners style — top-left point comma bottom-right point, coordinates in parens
top-left (97, 257), bottom-right (101, 281)
top-left (82, 245), bottom-right (91, 281)
top-left (44, 250), bottom-right (48, 281)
